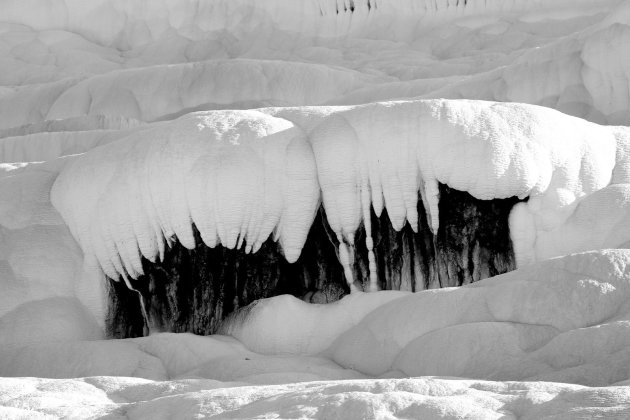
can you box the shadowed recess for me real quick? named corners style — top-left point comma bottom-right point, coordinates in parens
top-left (107, 184), bottom-right (523, 338)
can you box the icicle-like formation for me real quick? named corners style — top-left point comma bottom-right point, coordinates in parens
top-left (51, 110), bottom-right (321, 280)
top-left (52, 99), bottom-right (629, 286)
top-left (360, 170), bottom-right (378, 292)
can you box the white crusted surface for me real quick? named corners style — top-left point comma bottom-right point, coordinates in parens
top-left (3, 251), bottom-right (630, 418)
top-left (2, 1), bottom-right (630, 418)
top-left (2, 375), bottom-right (630, 420)
top-left (50, 109), bottom-right (320, 280)
top-left (50, 100), bottom-right (630, 283)
top-left (1, 0), bottom-right (628, 128)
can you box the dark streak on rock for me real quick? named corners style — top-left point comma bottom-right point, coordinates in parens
top-left (107, 184), bottom-right (524, 338)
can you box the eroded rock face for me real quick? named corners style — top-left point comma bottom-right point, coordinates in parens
top-left (107, 184), bottom-right (523, 338)
top-left (353, 184), bottom-right (520, 292)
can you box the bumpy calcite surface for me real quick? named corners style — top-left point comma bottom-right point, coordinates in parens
top-left (51, 100), bottom-right (630, 282)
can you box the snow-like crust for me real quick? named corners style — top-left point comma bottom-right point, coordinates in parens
top-left (328, 250), bottom-right (630, 382)
top-left (2, 0), bottom-right (616, 48)
top-left (2, 1), bottom-right (630, 417)
top-left (2, 0), bottom-right (629, 129)
top-left (220, 291), bottom-right (409, 355)
top-left (7, 0), bottom-right (629, 333)
top-left (44, 59), bottom-right (380, 123)
top-left (223, 250), bottom-right (630, 386)
top-left (0, 160), bottom-right (107, 334)
top-left (51, 99), bottom-right (630, 284)
top-left (0, 115), bottom-right (144, 140)
top-left (51, 109), bottom-right (321, 280)
top-left (2, 251), bottom-right (630, 419)
top-left (0, 129), bottom-right (132, 163)
top-left (2, 376), bottom-right (630, 419)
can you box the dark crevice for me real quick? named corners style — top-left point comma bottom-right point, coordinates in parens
top-left (107, 184), bottom-right (524, 338)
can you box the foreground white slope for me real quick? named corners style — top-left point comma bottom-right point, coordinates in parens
top-left (8, 250), bottom-right (630, 386)
top-left (4, 250), bottom-right (630, 418)
top-left (3, 376), bottom-right (630, 419)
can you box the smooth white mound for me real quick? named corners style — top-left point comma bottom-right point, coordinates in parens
top-left (0, 159), bottom-right (106, 338)
top-left (220, 291), bottom-right (409, 355)
top-left (218, 249), bottom-right (630, 387)
top-left (3, 251), bottom-right (630, 418)
top-left (328, 250), bottom-right (630, 385)
top-left (4, 250), bottom-right (630, 388)
top-left (1, 0), bottom-right (628, 128)
top-left (3, 376), bottom-right (630, 420)
top-left (51, 99), bottom-right (630, 288)
top-left (44, 59), bottom-right (380, 122)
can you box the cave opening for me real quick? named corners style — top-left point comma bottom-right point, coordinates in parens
top-left (106, 184), bottom-right (524, 338)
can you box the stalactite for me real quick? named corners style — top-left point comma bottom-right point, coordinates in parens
top-left (106, 184), bottom-right (524, 338)
top-left (107, 208), bottom-right (350, 337)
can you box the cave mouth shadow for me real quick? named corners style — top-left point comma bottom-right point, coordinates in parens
top-left (106, 184), bottom-right (524, 338)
